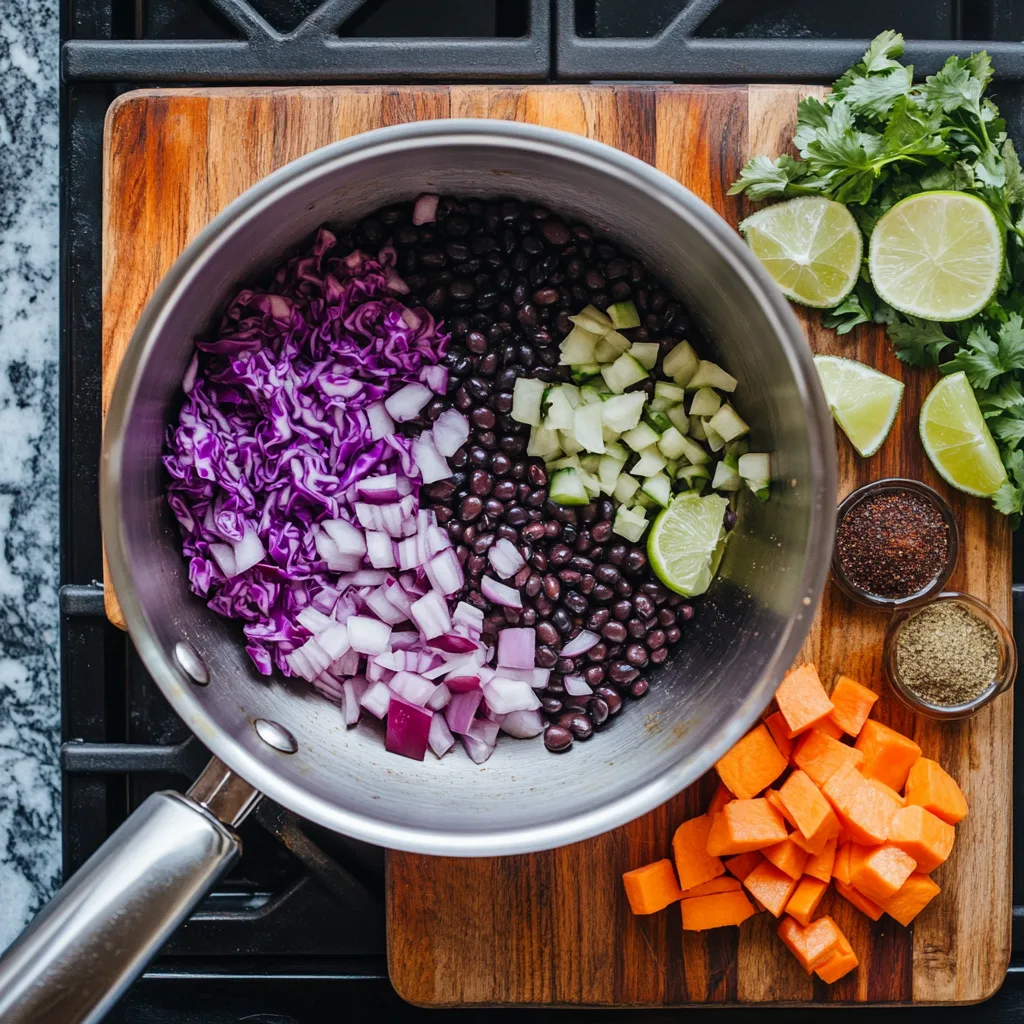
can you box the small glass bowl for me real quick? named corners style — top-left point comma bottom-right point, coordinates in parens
top-left (831, 478), bottom-right (959, 610)
top-left (883, 592), bottom-right (1017, 721)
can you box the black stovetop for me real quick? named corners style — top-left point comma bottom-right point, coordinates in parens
top-left (59, 2), bottom-right (1024, 1020)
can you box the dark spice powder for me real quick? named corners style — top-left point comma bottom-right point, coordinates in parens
top-left (836, 490), bottom-right (949, 599)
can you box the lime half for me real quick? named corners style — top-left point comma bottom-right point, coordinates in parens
top-left (740, 197), bottom-right (863, 308)
top-left (868, 191), bottom-right (1003, 321)
top-left (814, 355), bottom-right (904, 457)
top-left (647, 491), bottom-right (729, 597)
top-left (920, 371), bottom-right (1007, 496)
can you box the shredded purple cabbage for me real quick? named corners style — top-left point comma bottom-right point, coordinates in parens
top-left (163, 228), bottom-right (449, 676)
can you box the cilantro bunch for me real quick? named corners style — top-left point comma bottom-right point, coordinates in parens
top-left (729, 30), bottom-right (1024, 522)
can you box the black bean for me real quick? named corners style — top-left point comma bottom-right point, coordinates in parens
top-left (648, 629), bottom-right (667, 650)
top-left (559, 712), bottom-right (593, 741)
top-left (506, 506), bottom-right (528, 526)
top-left (589, 697), bottom-right (610, 727)
top-left (552, 607), bottom-right (572, 634)
top-left (666, 626), bottom-right (681, 644)
top-left (549, 544), bottom-right (572, 566)
top-left (627, 618), bottom-right (647, 640)
top-left (540, 220), bottom-right (572, 245)
top-left (492, 479), bottom-right (516, 501)
top-left (484, 498), bottom-right (505, 518)
top-left (587, 644), bottom-right (607, 663)
top-left (545, 725), bottom-right (573, 752)
top-left (461, 496), bottom-right (483, 521)
top-left (624, 549), bottom-right (648, 575)
top-left (591, 521), bottom-right (612, 543)
top-left (650, 647), bottom-right (668, 665)
top-left (607, 544), bottom-right (627, 566)
top-left (587, 608), bottom-right (611, 631)
top-left (595, 563), bottom-right (620, 585)
top-left (536, 645), bottom-right (558, 669)
top-left (611, 600), bottom-right (632, 622)
top-left (602, 621), bottom-right (628, 643)
top-left (542, 697), bottom-right (563, 715)
top-left (469, 470), bottom-right (493, 496)
top-left (570, 555), bottom-right (594, 573)
top-left (564, 591), bottom-right (588, 615)
top-left (585, 665), bottom-right (606, 687)
top-left (593, 584), bottom-right (614, 603)
top-left (614, 579), bottom-right (633, 597)
top-left (633, 593), bottom-right (655, 619)
top-left (543, 575), bottom-right (561, 601)
top-left (609, 661), bottom-right (640, 685)
top-left (626, 644), bottom-right (648, 667)
top-left (679, 604), bottom-right (695, 622)
top-left (630, 679), bottom-right (649, 699)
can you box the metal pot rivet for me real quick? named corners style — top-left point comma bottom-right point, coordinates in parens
top-left (254, 718), bottom-right (298, 754)
top-left (174, 641), bottom-right (209, 685)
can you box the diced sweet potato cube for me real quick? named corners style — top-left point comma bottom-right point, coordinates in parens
top-left (855, 720), bottom-right (922, 792)
top-left (681, 876), bottom-right (742, 897)
top-left (777, 915), bottom-right (843, 972)
top-left (622, 859), bottom-right (684, 914)
top-left (715, 724), bottom-right (788, 800)
top-left (762, 838), bottom-right (809, 881)
top-left (881, 872), bottom-right (941, 926)
top-left (793, 729), bottom-right (865, 788)
top-left (743, 860), bottom-right (799, 917)
top-left (849, 843), bottom-right (917, 904)
top-left (724, 852), bottom-right (763, 882)
top-left (815, 717), bottom-right (845, 739)
top-left (785, 876), bottom-right (830, 927)
top-left (708, 781), bottom-right (733, 819)
top-left (815, 931), bottom-right (859, 984)
top-left (779, 769), bottom-right (840, 849)
top-left (805, 835), bottom-right (838, 882)
top-left (764, 711), bottom-right (794, 760)
top-left (765, 788), bottom-right (796, 828)
top-left (822, 761), bottom-right (898, 845)
top-left (828, 675), bottom-right (878, 737)
top-left (705, 799), bottom-right (789, 856)
top-left (905, 758), bottom-right (968, 825)
top-left (680, 890), bottom-right (756, 930)
top-left (673, 814), bottom-right (726, 891)
top-left (834, 879), bottom-right (883, 921)
top-left (888, 804), bottom-right (955, 873)
top-left (789, 829), bottom-right (825, 855)
top-left (866, 777), bottom-right (905, 807)
top-left (777, 663), bottom-right (834, 737)
top-left (833, 842), bottom-right (852, 884)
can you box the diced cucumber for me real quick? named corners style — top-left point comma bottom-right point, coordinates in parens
top-left (649, 397), bottom-right (671, 413)
top-left (562, 383), bottom-right (581, 408)
top-left (703, 419), bottom-right (726, 453)
top-left (723, 438), bottom-right (749, 470)
top-left (738, 453), bottom-right (771, 487)
top-left (511, 377), bottom-right (546, 426)
top-left (613, 505), bottom-right (649, 543)
top-left (598, 453), bottom-right (627, 493)
top-left (573, 402), bottom-right (606, 454)
top-left (601, 392), bottom-right (646, 432)
top-left (712, 460), bottom-right (742, 492)
top-left (689, 416), bottom-right (707, 441)
top-left (604, 440), bottom-right (629, 461)
top-left (666, 405), bottom-right (690, 435)
top-left (630, 342), bottom-right (660, 369)
top-left (663, 341), bottom-right (699, 386)
top-left (613, 473), bottom-right (641, 504)
top-left (677, 464), bottom-right (711, 492)
top-left (601, 353), bottom-right (648, 394)
top-left (707, 403), bottom-right (749, 442)
top-left (558, 429), bottom-right (584, 456)
top-left (641, 472), bottom-right (672, 508)
top-left (688, 360), bottom-right (738, 393)
top-left (655, 381), bottom-right (687, 404)
top-left (568, 304), bottom-right (612, 334)
top-left (666, 458), bottom-right (679, 477)
top-left (632, 445), bottom-right (668, 477)
top-left (580, 453), bottom-right (601, 474)
top-left (622, 422), bottom-right (660, 452)
top-left (527, 425), bottom-right (562, 460)
top-left (559, 325), bottom-right (600, 366)
top-left (643, 408), bottom-right (672, 434)
top-left (549, 467), bottom-right (589, 506)
top-left (579, 385), bottom-right (605, 405)
top-left (549, 455), bottom-right (582, 472)
top-left (580, 470), bottom-right (603, 498)
top-left (570, 364), bottom-right (602, 382)
top-left (657, 426), bottom-right (689, 460)
top-left (689, 387), bottom-right (722, 418)
top-left (635, 491), bottom-right (657, 510)
top-left (543, 386), bottom-right (575, 430)
top-left (608, 300), bottom-right (641, 329)
top-left (602, 424), bottom-right (620, 443)
top-left (675, 434), bottom-right (711, 465)
top-left (595, 331), bottom-right (631, 363)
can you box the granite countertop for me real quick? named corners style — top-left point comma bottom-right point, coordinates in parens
top-left (0, 0), bottom-right (61, 950)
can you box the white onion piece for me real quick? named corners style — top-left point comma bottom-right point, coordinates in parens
top-left (420, 364), bottom-right (449, 395)
top-left (428, 712), bottom-right (455, 757)
top-left (383, 578), bottom-right (415, 617)
top-left (385, 382), bottom-right (433, 422)
top-left (531, 667), bottom-right (551, 689)
top-left (331, 648), bottom-right (360, 677)
top-left (445, 689), bottom-right (482, 734)
top-left (487, 538), bottom-right (525, 580)
top-left (356, 474), bottom-right (400, 503)
top-left (359, 680), bottom-right (392, 719)
top-left (389, 671), bottom-right (436, 706)
top-left (467, 717), bottom-right (500, 746)
top-left (366, 659), bottom-right (386, 682)
top-left (366, 400), bottom-right (395, 440)
top-left (412, 193), bottom-right (439, 225)
top-left (425, 548), bottom-right (464, 597)
top-left (431, 409), bottom-right (470, 458)
top-left (231, 527), bottom-right (265, 576)
top-left (285, 647), bottom-right (314, 682)
top-left (411, 591), bottom-right (451, 639)
top-left (396, 537), bottom-right (422, 571)
top-left (354, 503), bottom-right (383, 531)
top-left (560, 630), bottom-right (601, 658)
top-left (481, 575), bottom-right (522, 609)
top-left (483, 678), bottom-right (542, 714)
top-left (320, 518), bottom-right (366, 556)
top-left (411, 431), bottom-right (451, 485)
top-left (389, 630), bottom-right (420, 649)
top-left (564, 674), bottom-right (593, 696)
top-left (426, 525), bottom-right (451, 556)
top-left (339, 569), bottom-right (389, 587)
top-left (487, 666), bottom-right (532, 683)
top-left (484, 707), bottom-right (506, 725)
top-left (347, 615), bottom-right (392, 655)
top-left (297, 636), bottom-right (331, 676)
top-left (461, 732), bottom-right (496, 764)
top-left (311, 585), bottom-right (341, 615)
top-left (313, 672), bottom-right (345, 702)
top-left (500, 709), bottom-right (545, 739)
top-left (363, 586), bottom-right (408, 625)
top-left (297, 607), bottom-right (334, 635)
top-left (317, 623), bottom-right (351, 661)
top-left (342, 676), bottom-right (369, 726)
top-left (497, 627), bottom-right (536, 670)
top-left (426, 682), bottom-right (451, 711)
top-left (452, 601), bottom-right (484, 634)
top-left (365, 530), bottom-right (397, 569)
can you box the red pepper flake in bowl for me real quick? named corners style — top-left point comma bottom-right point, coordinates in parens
top-left (832, 480), bottom-right (958, 607)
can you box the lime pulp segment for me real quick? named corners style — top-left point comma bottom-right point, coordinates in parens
top-left (813, 355), bottom-right (904, 457)
top-left (647, 491), bottom-right (729, 597)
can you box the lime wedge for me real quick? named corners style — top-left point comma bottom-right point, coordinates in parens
top-left (814, 355), bottom-right (904, 457)
top-left (740, 197), bottom-right (863, 308)
top-left (647, 491), bottom-right (729, 597)
top-left (920, 371), bottom-right (1007, 496)
top-left (868, 191), bottom-right (1003, 321)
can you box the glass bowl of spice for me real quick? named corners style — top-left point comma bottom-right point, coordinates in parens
top-left (884, 592), bottom-right (1016, 720)
top-left (832, 478), bottom-right (958, 609)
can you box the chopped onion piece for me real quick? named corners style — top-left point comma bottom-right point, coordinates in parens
top-left (531, 667), bottom-right (551, 689)
top-left (560, 630), bottom-right (601, 658)
top-left (445, 689), bottom-right (482, 734)
top-left (412, 193), bottom-right (439, 225)
top-left (483, 678), bottom-right (542, 714)
top-left (461, 731), bottom-right (496, 764)
top-left (445, 675), bottom-right (481, 693)
top-left (317, 623), bottom-right (351, 660)
top-left (389, 671), bottom-right (436, 706)
top-left (320, 519), bottom-right (366, 556)
top-left (389, 630), bottom-right (420, 649)
top-left (385, 696), bottom-right (432, 760)
top-left (425, 548), bottom-right (464, 596)
top-left (487, 538), bottom-right (525, 580)
top-left (385, 382), bottom-right (433, 422)
top-left (410, 590), bottom-right (451, 639)
top-left (420, 364), bottom-right (449, 395)
top-left (426, 682), bottom-right (452, 711)
top-left (467, 717), bottom-right (500, 746)
top-left (497, 627), bottom-right (536, 670)
top-left (366, 400), bottom-right (395, 440)
top-left (342, 676), bottom-right (369, 726)
top-left (347, 615), bottom-right (392, 655)
top-left (427, 633), bottom-right (479, 654)
top-left (428, 712), bottom-right (455, 758)
top-left (359, 680), bottom-right (392, 719)
top-left (481, 575), bottom-right (522, 609)
top-left (431, 409), bottom-right (470, 457)
top-left (564, 674), bottom-right (593, 696)
top-left (297, 607), bottom-right (334, 635)
top-left (411, 431), bottom-right (451, 485)
top-left (356, 474), bottom-right (400, 503)
top-left (500, 709), bottom-right (545, 739)
top-left (363, 586), bottom-right (408, 625)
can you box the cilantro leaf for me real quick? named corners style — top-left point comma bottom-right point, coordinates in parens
top-left (967, 50), bottom-right (994, 91)
top-left (862, 30), bottom-right (905, 73)
top-left (920, 56), bottom-right (984, 118)
top-left (1002, 138), bottom-right (1024, 203)
top-left (727, 155), bottom-right (808, 200)
top-left (822, 292), bottom-right (872, 334)
top-left (993, 449), bottom-right (1024, 524)
top-left (887, 318), bottom-right (955, 366)
top-left (881, 96), bottom-right (946, 160)
top-left (844, 65), bottom-right (914, 120)
top-left (940, 316), bottom-right (1024, 388)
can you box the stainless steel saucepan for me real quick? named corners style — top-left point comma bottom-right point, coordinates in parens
top-left (0, 120), bottom-right (835, 1023)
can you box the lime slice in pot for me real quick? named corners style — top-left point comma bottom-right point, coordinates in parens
top-left (814, 355), bottom-right (904, 457)
top-left (647, 491), bottom-right (729, 597)
top-left (740, 197), bottom-right (862, 308)
top-left (868, 191), bottom-right (1003, 322)
top-left (920, 371), bottom-right (1007, 496)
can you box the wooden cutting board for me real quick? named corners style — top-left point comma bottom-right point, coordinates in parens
top-left (102, 85), bottom-right (1012, 1006)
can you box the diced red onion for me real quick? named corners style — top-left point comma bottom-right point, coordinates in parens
top-left (320, 519), bottom-right (366, 556)
top-left (347, 615), bottom-right (392, 655)
top-left (428, 712), bottom-right (455, 758)
top-left (431, 409), bottom-right (470, 458)
top-left (389, 671), bottom-right (436, 706)
top-left (481, 575), bottom-right (522, 609)
top-left (385, 696), bottom-right (432, 760)
top-left (452, 601), bottom-right (484, 634)
top-left (467, 717), bottom-right (500, 746)
top-left (482, 678), bottom-right (542, 714)
top-left (426, 682), bottom-right (451, 711)
top-left (500, 709), bottom-right (545, 739)
top-left (342, 676), bottom-right (368, 726)
top-left (385, 382), bottom-right (433, 423)
top-left (564, 674), bottom-right (593, 696)
top-left (297, 606), bottom-right (334, 635)
top-left (379, 502), bottom-right (407, 539)
top-left (427, 633), bottom-right (479, 655)
top-left (397, 536), bottom-right (423, 571)
top-left (366, 400), bottom-right (395, 440)
top-left (420, 364), bottom-right (449, 395)
top-left (445, 689), bottom-right (482, 734)
top-left (339, 569), bottom-right (390, 587)
top-left (496, 627), bottom-right (536, 670)
top-left (487, 666), bottom-right (533, 683)
top-left (331, 648), bottom-right (360, 676)
top-left (356, 474), bottom-right (400, 503)
top-left (311, 585), bottom-right (341, 615)
top-left (410, 590), bottom-right (451, 639)
top-left (531, 667), bottom-right (551, 689)
top-left (412, 193), bottom-right (439, 225)
top-left (445, 675), bottom-right (481, 693)
top-left (354, 503), bottom-right (383, 531)
top-left (560, 630), bottom-right (601, 658)
top-left (484, 707), bottom-right (506, 725)
top-left (461, 732), bottom-right (496, 764)
top-left (285, 647), bottom-right (315, 682)
top-left (383, 577), bottom-right (415, 617)
top-left (366, 659), bottom-right (386, 682)
top-left (313, 672), bottom-right (345, 702)
top-left (426, 526), bottom-right (451, 556)
top-left (363, 586), bottom-right (408, 625)
top-left (487, 538), bottom-right (525, 580)
top-left (317, 622), bottom-right (351, 660)
top-left (389, 630), bottom-right (420, 649)
top-left (425, 548), bottom-right (464, 596)
top-left (359, 679), bottom-right (392, 719)
top-left (411, 431), bottom-right (451, 485)
top-left (365, 530), bottom-right (397, 569)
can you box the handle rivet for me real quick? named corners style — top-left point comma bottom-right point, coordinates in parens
top-left (174, 641), bottom-right (209, 685)
top-left (254, 718), bottom-right (298, 754)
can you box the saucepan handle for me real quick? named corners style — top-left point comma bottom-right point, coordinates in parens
top-left (0, 758), bottom-right (260, 1024)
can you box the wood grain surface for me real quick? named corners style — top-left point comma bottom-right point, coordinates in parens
top-left (102, 85), bottom-right (1012, 1006)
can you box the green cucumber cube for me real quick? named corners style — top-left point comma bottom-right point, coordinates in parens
top-left (527, 425), bottom-right (562, 460)
top-left (622, 422), bottom-right (660, 452)
top-left (548, 455), bottom-right (582, 471)
top-left (608, 300), bottom-right (641, 329)
top-left (568, 305), bottom-right (612, 335)
top-left (613, 505), bottom-right (648, 543)
top-left (707, 403), bottom-right (749, 442)
top-left (601, 353), bottom-right (649, 395)
top-left (666, 405), bottom-right (690, 435)
top-left (712, 460), bottom-right (742, 492)
top-left (613, 472), bottom-right (641, 504)
top-left (689, 416), bottom-right (707, 441)
top-left (643, 408), bottom-right (672, 434)
top-left (676, 434), bottom-right (711, 465)
top-left (573, 402), bottom-right (606, 454)
top-left (631, 445), bottom-right (668, 477)
top-left (570, 364), bottom-right (602, 382)
top-left (657, 426), bottom-right (689, 460)
top-left (703, 419), bottom-right (726, 452)
top-left (601, 392), bottom-right (646, 432)
top-left (655, 381), bottom-right (687, 404)
top-left (558, 325), bottom-right (600, 366)
top-left (641, 472), bottom-right (672, 508)
top-left (688, 360), bottom-right (738, 393)
top-left (629, 342), bottom-right (660, 369)
top-left (663, 341), bottom-right (699, 386)
top-left (549, 467), bottom-right (589, 506)
top-left (558, 429), bottom-right (584, 456)
top-left (511, 377), bottom-right (546, 426)
top-left (688, 386), bottom-right (722, 418)
top-left (543, 386), bottom-right (575, 430)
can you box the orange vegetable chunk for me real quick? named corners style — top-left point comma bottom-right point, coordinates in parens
top-left (834, 879), bottom-right (883, 921)
top-left (777, 663), bottom-right (835, 737)
top-left (828, 675), bottom-right (878, 737)
top-left (673, 814), bottom-right (726, 891)
top-left (708, 781), bottom-right (733, 819)
top-left (779, 769), bottom-right (840, 848)
top-left (866, 777), bottom-right (906, 807)
top-left (705, 799), bottom-right (789, 856)
top-left (680, 890), bottom-right (756, 930)
top-left (764, 711), bottom-right (794, 760)
top-left (822, 760), bottom-right (899, 845)
top-left (681, 876), bottom-right (742, 897)
top-left (785, 876), bottom-right (829, 927)
top-left (762, 837), bottom-right (809, 880)
top-left (816, 717), bottom-right (845, 740)
top-left (777, 915), bottom-right (843, 972)
top-left (881, 872), bottom-right (941, 926)
top-left (855, 720), bottom-right (922, 792)
top-left (833, 843), bottom-right (852, 884)
top-left (724, 851), bottom-right (763, 882)
top-left (888, 804), bottom-right (955, 873)
top-left (805, 835), bottom-right (838, 882)
top-left (849, 843), bottom-right (917, 904)
top-left (765, 788), bottom-right (796, 828)
top-left (743, 860), bottom-right (799, 917)
top-left (715, 724), bottom-right (788, 800)
top-left (792, 728), bottom-right (865, 788)
top-left (905, 758), bottom-right (969, 825)
top-left (815, 931), bottom-right (859, 984)
top-left (622, 859), bottom-right (684, 915)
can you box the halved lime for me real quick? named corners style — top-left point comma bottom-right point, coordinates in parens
top-left (814, 355), bottom-right (904, 457)
top-left (740, 197), bottom-right (863, 308)
top-left (868, 191), bottom-right (1003, 322)
top-left (647, 491), bottom-right (729, 597)
top-left (920, 371), bottom-right (1007, 496)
